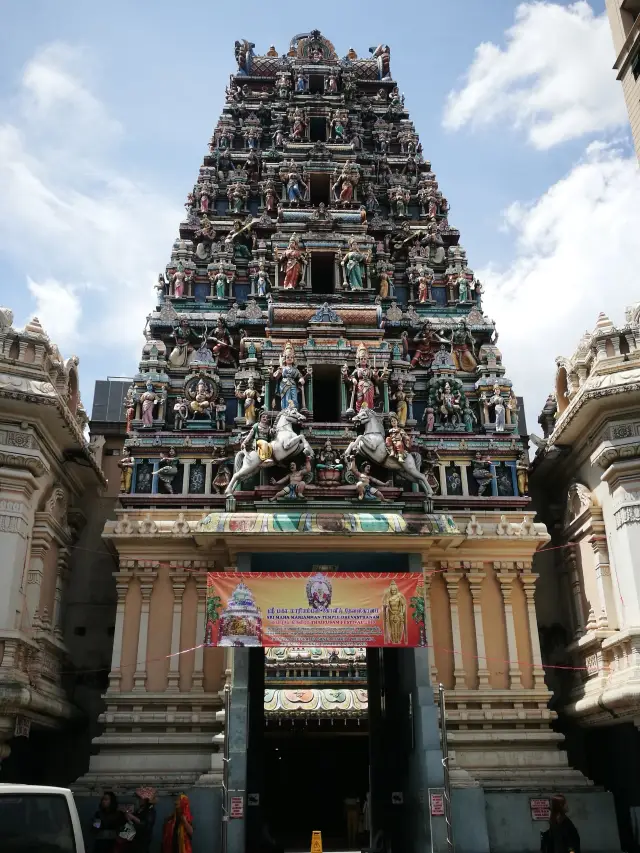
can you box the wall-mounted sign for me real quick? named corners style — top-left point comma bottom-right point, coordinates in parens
top-left (530, 798), bottom-right (551, 821)
top-left (230, 796), bottom-right (244, 819)
top-left (430, 792), bottom-right (445, 817)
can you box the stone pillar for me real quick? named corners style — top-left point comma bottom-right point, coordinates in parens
top-left (422, 560), bottom-right (439, 685)
top-left (108, 572), bottom-right (133, 692)
top-left (443, 563), bottom-right (466, 688)
top-left (167, 573), bottom-right (187, 692)
top-left (306, 367), bottom-right (314, 414)
top-left (460, 462), bottom-right (469, 496)
top-left (590, 533), bottom-right (617, 629)
top-left (182, 462), bottom-right (191, 495)
top-left (0, 465), bottom-right (38, 628)
top-left (26, 532), bottom-right (50, 627)
top-left (226, 649), bottom-right (250, 853)
top-left (192, 583), bottom-right (207, 692)
top-left (565, 548), bottom-right (585, 638)
top-left (132, 571), bottom-right (157, 692)
top-left (438, 464), bottom-right (447, 496)
top-left (518, 565), bottom-right (547, 690)
top-left (205, 462), bottom-right (213, 494)
top-left (465, 563), bottom-right (491, 689)
top-left (495, 563), bottom-right (523, 689)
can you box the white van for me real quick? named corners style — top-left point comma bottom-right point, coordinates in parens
top-left (0, 784), bottom-right (85, 852)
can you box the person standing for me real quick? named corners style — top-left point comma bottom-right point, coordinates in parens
top-left (542, 795), bottom-right (581, 853)
top-left (161, 794), bottom-right (194, 853)
top-left (127, 787), bottom-right (157, 852)
top-left (91, 791), bottom-right (125, 853)
top-left (343, 795), bottom-right (360, 849)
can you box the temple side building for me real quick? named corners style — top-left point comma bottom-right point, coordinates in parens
top-left (0, 307), bottom-right (111, 781)
top-left (606, 0), bottom-right (640, 159)
top-left (531, 303), bottom-right (640, 852)
top-left (73, 33), bottom-right (620, 853)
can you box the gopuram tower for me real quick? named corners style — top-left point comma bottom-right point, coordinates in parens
top-left (76, 32), bottom-right (618, 853)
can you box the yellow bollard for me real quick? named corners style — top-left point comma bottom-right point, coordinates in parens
top-left (311, 830), bottom-right (323, 853)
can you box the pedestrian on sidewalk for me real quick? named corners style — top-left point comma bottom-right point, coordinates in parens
top-left (541, 794), bottom-right (581, 853)
top-left (161, 794), bottom-right (194, 853)
top-left (91, 791), bottom-right (126, 853)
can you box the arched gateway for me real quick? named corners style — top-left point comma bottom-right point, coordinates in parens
top-left (74, 31), bottom-right (611, 853)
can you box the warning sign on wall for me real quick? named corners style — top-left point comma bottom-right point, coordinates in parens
top-left (430, 792), bottom-right (445, 817)
top-left (530, 798), bottom-right (551, 821)
top-left (230, 796), bottom-right (244, 819)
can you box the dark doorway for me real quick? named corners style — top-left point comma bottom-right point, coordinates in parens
top-left (309, 74), bottom-right (324, 94)
top-left (310, 116), bottom-right (327, 142)
top-left (312, 365), bottom-right (341, 422)
top-left (310, 173), bottom-right (331, 207)
top-left (263, 732), bottom-right (369, 851)
top-left (311, 253), bottom-right (335, 295)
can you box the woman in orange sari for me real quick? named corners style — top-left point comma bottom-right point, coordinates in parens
top-left (161, 794), bottom-right (193, 853)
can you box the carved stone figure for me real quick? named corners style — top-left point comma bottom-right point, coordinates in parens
top-left (215, 397), bottom-right (227, 431)
top-left (341, 239), bottom-right (370, 290)
top-left (169, 320), bottom-right (200, 368)
top-left (343, 344), bottom-right (384, 413)
top-left (392, 380), bottom-right (408, 426)
top-left (173, 397), bottom-right (189, 430)
top-left (209, 264), bottom-right (234, 299)
top-left (237, 377), bottom-right (263, 425)
top-left (385, 414), bottom-right (411, 462)
top-left (208, 318), bottom-right (236, 366)
top-left (350, 459), bottom-right (391, 502)
top-left (272, 342), bottom-right (305, 409)
top-left (517, 452), bottom-right (529, 496)
top-left (270, 459), bottom-right (312, 501)
top-left (316, 439), bottom-right (344, 485)
top-left (155, 447), bottom-right (178, 494)
top-left (382, 580), bottom-right (408, 645)
top-left (276, 234), bottom-right (308, 289)
top-left (189, 378), bottom-right (215, 418)
top-left (118, 449), bottom-right (135, 493)
top-left (140, 382), bottom-right (159, 427)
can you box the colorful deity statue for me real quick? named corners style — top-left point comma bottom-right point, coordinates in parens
top-left (280, 161), bottom-right (307, 205)
top-left (118, 448), bottom-right (135, 493)
top-left (270, 459), bottom-right (312, 501)
top-left (276, 234), bottom-right (308, 289)
top-left (169, 319), bottom-right (200, 368)
top-left (410, 322), bottom-right (450, 369)
top-left (155, 447), bottom-right (178, 494)
top-left (316, 438), bottom-right (344, 485)
top-left (341, 238), bottom-right (370, 290)
top-left (437, 381), bottom-right (463, 428)
top-left (225, 219), bottom-right (253, 260)
top-left (173, 396), bottom-right (189, 430)
top-left (140, 382), bottom-right (159, 427)
top-left (189, 378), bottom-right (215, 418)
top-left (382, 580), bottom-right (408, 645)
top-left (208, 317), bottom-right (236, 366)
top-left (385, 414), bottom-right (411, 462)
top-left (451, 322), bottom-right (477, 372)
top-left (488, 383), bottom-right (506, 432)
top-left (241, 410), bottom-right (274, 463)
top-left (412, 265), bottom-right (434, 303)
top-left (209, 263), bottom-right (234, 299)
top-left (370, 44), bottom-right (391, 80)
top-left (350, 459), bottom-right (391, 502)
top-left (272, 342), bottom-right (305, 409)
top-left (236, 377), bottom-right (263, 425)
top-left (392, 380), bottom-right (408, 426)
top-left (343, 344), bottom-right (385, 412)
top-left (123, 384), bottom-right (136, 432)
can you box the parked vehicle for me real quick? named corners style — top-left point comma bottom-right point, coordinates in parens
top-left (0, 784), bottom-right (85, 852)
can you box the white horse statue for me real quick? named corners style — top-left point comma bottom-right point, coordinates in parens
top-left (225, 406), bottom-right (314, 494)
top-left (344, 406), bottom-right (433, 496)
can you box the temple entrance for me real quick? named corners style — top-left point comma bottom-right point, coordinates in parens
top-left (263, 732), bottom-right (369, 850)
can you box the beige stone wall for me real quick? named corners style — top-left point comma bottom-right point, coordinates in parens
top-left (606, 0), bottom-right (640, 159)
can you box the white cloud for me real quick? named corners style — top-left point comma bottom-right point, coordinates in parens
top-left (0, 43), bottom-right (181, 370)
top-left (27, 277), bottom-right (82, 349)
top-left (480, 142), bottom-right (640, 430)
top-left (443, 2), bottom-right (628, 149)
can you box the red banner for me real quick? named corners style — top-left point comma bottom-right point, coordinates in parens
top-left (205, 572), bottom-right (427, 648)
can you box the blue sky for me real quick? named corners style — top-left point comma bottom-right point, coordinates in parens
top-left (1, 0), bottom-right (638, 430)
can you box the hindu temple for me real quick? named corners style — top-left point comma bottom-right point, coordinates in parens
top-left (72, 31), bottom-right (620, 853)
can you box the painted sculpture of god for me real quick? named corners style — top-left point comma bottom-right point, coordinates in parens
top-left (382, 580), bottom-right (408, 645)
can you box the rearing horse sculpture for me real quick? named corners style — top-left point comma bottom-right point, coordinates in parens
top-left (225, 406), bottom-right (314, 494)
top-left (344, 406), bottom-right (433, 496)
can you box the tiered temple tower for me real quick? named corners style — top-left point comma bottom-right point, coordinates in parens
top-left (76, 32), bottom-right (619, 853)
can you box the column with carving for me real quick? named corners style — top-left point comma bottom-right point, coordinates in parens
top-left (565, 548), bottom-right (585, 638)
top-left (26, 531), bottom-right (50, 627)
top-left (495, 562), bottom-right (523, 689)
top-left (443, 563), bottom-right (466, 689)
top-left (167, 573), bottom-right (187, 692)
top-left (108, 570), bottom-right (133, 692)
top-left (132, 568), bottom-right (158, 692)
top-left (52, 547), bottom-right (70, 639)
top-left (518, 564), bottom-right (547, 690)
top-left (192, 583), bottom-right (207, 692)
top-left (465, 562), bottom-right (491, 689)
top-left (422, 559), bottom-right (439, 686)
top-left (590, 532), bottom-right (617, 629)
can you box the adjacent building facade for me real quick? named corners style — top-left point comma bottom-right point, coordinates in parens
top-left (0, 307), bottom-right (109, 780)
top-left (531, 303), bottom-right (640, 851)
top-left (67, 32), bottom-right (621, 853)
top-left (606, 0), bottom-right (640, 159)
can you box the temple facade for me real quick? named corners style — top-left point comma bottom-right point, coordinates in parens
top-left (0, 307), bottom-right (109, 778)
top-left (74, 33), bottom-right (619, 853)
top-left (531, 303), bottom-right (640, 851)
